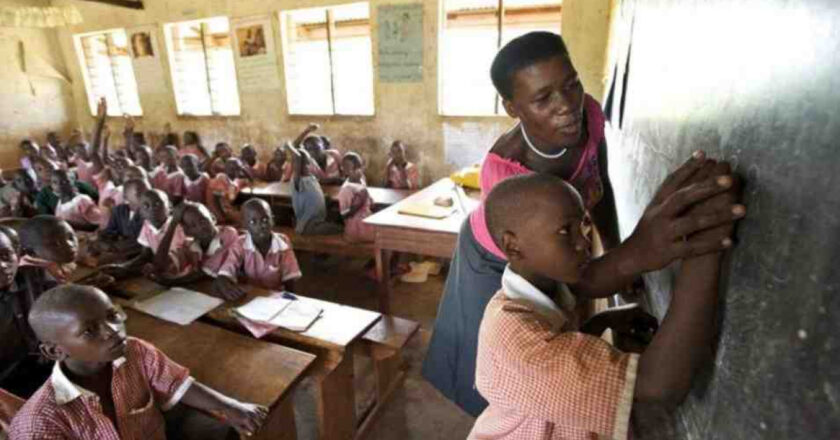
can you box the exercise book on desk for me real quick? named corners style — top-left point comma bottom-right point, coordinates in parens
top-left (397, 202), bottom-right (455, 219)
top-left (131, 287), bottom-right (224, 326)
top-left (234, 292), bottom-right (323, 337)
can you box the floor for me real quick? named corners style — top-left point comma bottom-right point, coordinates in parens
top-left (288, 253), bottom-right (475, 440)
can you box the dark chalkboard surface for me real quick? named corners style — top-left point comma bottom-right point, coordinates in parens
top-left (602, 0), bottom-right (840, 438)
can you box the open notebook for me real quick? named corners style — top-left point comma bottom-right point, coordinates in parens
top-left (235, 294), bottom-right (323, 334)
top-left (131, 287), bottom-right (224, 326)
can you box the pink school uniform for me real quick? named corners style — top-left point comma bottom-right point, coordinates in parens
top-left (219, 231), bottom-right (301, 289)
top-left (8, 337), bottom-right (194, 440)
top-left (387, 162), bottom-right (420, 190)
top-left (183, 173), bottom-right (209, 203)
top-left (73, 158), bottom-right (96, 186)
top-left (205, 174), bottom-right (247, 222)
top-left (309, 150), bottom-right (342, 180)
top-left (337, 180), bottom-right (374, 243)
top-left (150, 168), bottom-right (185, 199)
top-left (55, 194), bottom-right (103, 229)
top-left (137, 218), bottom-right (190, 275)
top-left (181, 226), bottom-right (240, 277)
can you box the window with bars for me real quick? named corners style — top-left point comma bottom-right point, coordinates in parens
top-left (163, 17), bottom-right (241, 116)
top-left (280, 2), bottom-right (375, 116)
top-left (439, 0), bottom-right (562, 116)
top-left (73, 29), bottom-right (143, 116)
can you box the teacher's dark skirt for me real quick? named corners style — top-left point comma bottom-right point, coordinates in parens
top-left (421, 218), bottom-right (506, 417)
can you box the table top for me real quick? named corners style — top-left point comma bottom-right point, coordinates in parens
top-left (114, 277), bottom-right (382, 351)
top-left (363, 178), bottom-right (481, 235)
top-left (245, 181), bottom-right (415, 208)
top-left (124, 308), bottom-right (315, 406)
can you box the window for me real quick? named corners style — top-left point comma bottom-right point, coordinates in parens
top-left (163, 17), bottom-right (241, 116)
top-left (440, 0), bottom-right (562, 116)
top-left (280, 2), bottom-right (375, 116)
top-left (73, 29), bottom-right (143, 116)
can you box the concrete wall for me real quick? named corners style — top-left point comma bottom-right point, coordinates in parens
top-left (53, 0), bottom-right (614, 183)
top-left (0, 0), bottom-right (75, 169)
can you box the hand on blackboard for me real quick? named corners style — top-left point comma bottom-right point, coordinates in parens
top-left (624, 154), bottom-right (744, 273)
top-left (684, 160), bottom-right (744, 246)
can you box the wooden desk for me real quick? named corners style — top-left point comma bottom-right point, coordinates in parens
top-left (124, 308), bottom-right (316, 440)
top-left (363, 178), bottom-right (480, 313)
top-left (245, 181), bottom-right (415, 210)
top-left (114, 279), bottom-right (384, 440)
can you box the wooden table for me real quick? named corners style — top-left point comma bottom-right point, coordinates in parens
top-left (113, 279), bottom-right (384, 440)
top-left (244, 181), bottom-right (415, 210)
top-left (124, 308), bottom-right (316, 440)
top-left (364, 178), bottom-right (480, 313)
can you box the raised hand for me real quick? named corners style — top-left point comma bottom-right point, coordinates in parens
top-left (96, 97), bottom-right (107, 118)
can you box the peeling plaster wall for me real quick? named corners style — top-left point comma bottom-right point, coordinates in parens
top-left (53, 0), bottom-right (613, 183)
top-left (0, 0), bottom-right (75, 169)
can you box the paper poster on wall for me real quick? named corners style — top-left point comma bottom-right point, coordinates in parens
top-left (231, 15), bottom-right (280, 91)
top-left (127, 25), bottom-right (167, 95)
top-left (443, 122), bottom-right (508, 169)
top-left (377, 3), bottom-right (423, 82)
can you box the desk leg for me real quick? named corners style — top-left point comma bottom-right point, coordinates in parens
top-left (253, 393), bottom-right (297, 440)
top-left (355, 346), bottom-right (406, 440)
top-left (375, 248), bottom-right (392, 314)
top-left (316, 350), bottom-right (356, 440)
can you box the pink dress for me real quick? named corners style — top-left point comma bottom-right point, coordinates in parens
top-left (469, 94), bottom-right (606, 259)
top-left (219, 232), bottom-right (302, 289)
top-left (180, 226), bottom-right (240, 277)
top-left (387, 162), bottom-right (420, 189)
top-left (205, 174), bottom-right (247, 222)
top-left (150, 167), bottom-right (185, 198)
top-left (337, 180), bottom-right (375, 243)
top-left (74, 158), bottom-right (96, 186)
top-left (309, 150), bottom-right (342, 180)
top-left (183, 173), bottom-right (209, 203)
top-left (137, 218), bottom-right (190, 276)
top-left (55, 194), bottom-right (103, 229)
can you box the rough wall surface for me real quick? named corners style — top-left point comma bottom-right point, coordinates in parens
top-left (606, 0), bottom-right (840, 438)
top-left (52, 0), bottom-right (614, 183)
top-left (0, 0), bottom-right (75, 169)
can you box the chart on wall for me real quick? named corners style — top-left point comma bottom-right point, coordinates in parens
top-left (126, 25), bottom-right (167, 95)
top-left (231, 15), bottom-right (281, 91)
top-left (377, 3), bottom-right (423, 82)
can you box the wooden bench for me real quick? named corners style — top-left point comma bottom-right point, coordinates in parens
top-left (275, 226), bottom-right (375, 259)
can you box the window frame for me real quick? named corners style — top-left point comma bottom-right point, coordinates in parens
top-left (162, 16), bottom-right (242, 117)
top-left (279, 2), bottom-right (376, 117)
top-left (437, 0), bottom-right (562, 117)
top-left (72, 28), bottom-right (143, 117)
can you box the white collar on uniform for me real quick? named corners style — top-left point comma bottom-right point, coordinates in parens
top-left (56, 193), bottom-right (88, 211)
top-left (52, 357), bottom-right (126, 405)
top-left (191, 231), bottom-right (224, 256)
top-left (243, 231), bottom-right (288, 254)
top-left (501, 266), bottom-right (576, 327)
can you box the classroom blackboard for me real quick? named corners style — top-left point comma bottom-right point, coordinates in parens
top-left (604, 0), bottom-right (840, 438)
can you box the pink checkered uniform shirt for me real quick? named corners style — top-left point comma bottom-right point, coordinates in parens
top-left (150, 168), bottom-right (185, 199)
top-left (218, 232), bottom-right (301, 290)
top-left (183, 173), bottom-right (209, 203)
top-left (387, 162), bottom-right (420, 190)
top-left (8, 337), bottom-right (193, 440)
top-left (55, 194), bottom-right (103, 229)
top-left (181, 226), bottom-right (241, 278)
top-left (469, 267), bottom-right (638, 440)
top-left (337, 180), bottom-right (375, 243)
top-left (137, 219), bottom-right (190, 276)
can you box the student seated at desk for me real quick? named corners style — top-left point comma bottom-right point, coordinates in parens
top-left (180, 130), bottom-right (211, 161)
top-left (265, 146), bottom-right (292, 183)
top-left (0, 170), bottom-right (37, 218)
top-left (69, 98), bottom-right (109, 187)
top-left (132, 145), bottom-right (154, 174)
top-left (221, 199), bottom-right (301, 292)
top-left (149, 145), bottom-right (185, 206)
top-left (468, 173), bottom-right (744, 439)
top-left (206, 158), bottom-right (252, 226)
top-left (205, 142), bottom-right (233, 178)
top-left (338, 153), bottom-right (374, 243)
top-left (303, 136), bottom-right (342, 185)
top-left (51, 169), bottom-right (103, 232)
top-left (240, 144), bottom-right (266, 181)
top-left (287, 143), bottom-right (343, 236)
top-left (98, 190), bottom-right (186, 280)
top-left (0, 226), bottom-right (52, 399)
top-left (89, 179), bottom-right (150, 264)
top-left (180, 154), bottom-right (209, 203)
top-left (155, 202), bottom-right (245, 301)
top-left (385, 140), bottom-right (420, 190)
top-left (8, 284), bottom-right (268, 439)
top-left (34, 160), bottom-right (99, 217)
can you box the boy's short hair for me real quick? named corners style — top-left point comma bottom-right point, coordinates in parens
top-left (19, 215), bottom-right (66, 255)
top-left (485, 174), bottom-right (578, 251)
top-left (342, 152), bottom-right (363, 168)
top-left (490, 31), bottom-right (570, 100)
top-left (28, 284), bottom-right (100, 342)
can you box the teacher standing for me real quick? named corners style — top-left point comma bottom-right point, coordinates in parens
top-left (422, 32), bottom-right (737, 416)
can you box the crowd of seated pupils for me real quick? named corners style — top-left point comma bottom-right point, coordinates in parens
top-left (0, 98), bottom-right (425, 437)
